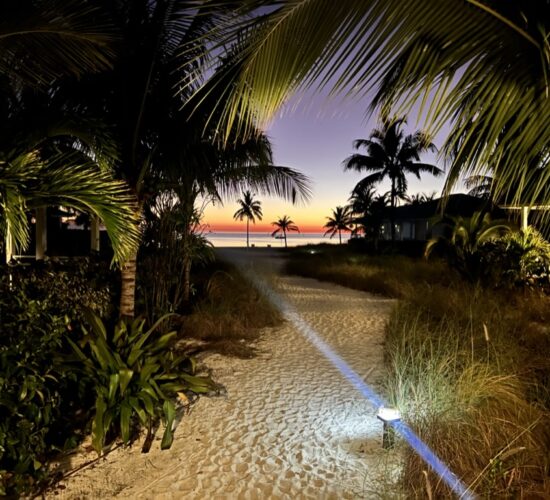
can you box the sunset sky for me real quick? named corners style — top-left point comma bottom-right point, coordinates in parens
top-left (202, 91), bottom-right (453, 233)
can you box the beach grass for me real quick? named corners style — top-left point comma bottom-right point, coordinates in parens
top-left (179, 261), bottom-right (282, 358)
top-left (286, 245), bottom-right (550, 497)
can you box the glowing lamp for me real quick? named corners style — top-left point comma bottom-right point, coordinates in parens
top-left (377, 407), bottom-right (401, 449)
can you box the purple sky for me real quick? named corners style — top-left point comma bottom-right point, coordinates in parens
top-left (203, 89), bottom-right (460, 232)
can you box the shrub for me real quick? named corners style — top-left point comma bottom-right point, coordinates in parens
top-left (0, 271), bottom-right (93, 497)
top-left (481, 227), bottom-right (550, 289)
top-left (68, 312), bottom-right (218, 453)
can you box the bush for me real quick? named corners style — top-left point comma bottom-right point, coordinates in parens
top-left (68, 312), bottom-right (217, 453)
top-left (0, 258), bottom-right (117, 496)
top-left (0, 272), bottom-right (94, 496)
top-left (481, 227), bottom-right (550, 289)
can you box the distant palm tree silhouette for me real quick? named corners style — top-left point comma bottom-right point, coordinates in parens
top-left (343, 117), bottom-right (441, 241)
top-left (324, 206), bottom-right (352, 244)
top-left (233, 191), bottom-right (263, 248)
top-left (271, 215), bottom-right (299, 248)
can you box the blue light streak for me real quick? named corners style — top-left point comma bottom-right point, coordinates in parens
top-left (229, 256), bottom-right (475, 500)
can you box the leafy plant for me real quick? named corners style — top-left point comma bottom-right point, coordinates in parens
top-left (68, 311), bottom-right (217, 453)
top-left (425, 211), bottom-right (512, 282)
top-left (0, 270), bottom-right (93, 497)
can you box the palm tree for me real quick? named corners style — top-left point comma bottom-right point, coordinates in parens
top-left (407, 191), bottom-right (438, 205)
top-left (233, 191), bottom-right (263, 248)
top-left (271, 215), bottom-right (299, 248)
top-left (324, 206), bottom-right (352, 244)
top-left (343, 117), bottom-right (442, 241)
top-left (198, 1), bottom-right (549, 217)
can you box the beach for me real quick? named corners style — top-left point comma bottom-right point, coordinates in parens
top-left (54, 249), bottom-right (395, 499)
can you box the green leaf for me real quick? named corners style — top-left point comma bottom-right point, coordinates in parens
top-left (151, 332), bottom-right (177, 352)
top-left (137, 391), bottom-right (155, 416)
top-left (160, 400), bottom-right (176, 450)
top-left (118, 369), bottom-right (134, 396)
top-left (128, 397), bottom-right (147, 425)
top-left (108, 373), bottom-right (119, 402)
top-left (92, 395), bottom-right (107, 454)
top-left (120, 401), bottom-right (132, 444)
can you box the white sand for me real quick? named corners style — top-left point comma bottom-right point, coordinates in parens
top-left (53, 251), bottom-right (396, 499)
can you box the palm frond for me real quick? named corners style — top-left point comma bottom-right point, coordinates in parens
top-left (198, 0), bottom-right (549, 211)
top-left (0, 0), bottom-right (115, 84)
top-left (0, 151), bottom-right (140, 263)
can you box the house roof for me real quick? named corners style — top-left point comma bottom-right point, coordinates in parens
top-left (385, 194), bottom-right (496, 221)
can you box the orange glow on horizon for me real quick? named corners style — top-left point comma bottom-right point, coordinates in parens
top-left (206, 222), bottom-right (326, 233)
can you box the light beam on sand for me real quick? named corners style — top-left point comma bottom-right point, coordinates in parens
top-left (226, 253), bottom-right (475, 500)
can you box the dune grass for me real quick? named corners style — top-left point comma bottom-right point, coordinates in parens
top-left (286, 245), bottom-right (550, 497)
top-left (179, 261), bottom-right (282, 358)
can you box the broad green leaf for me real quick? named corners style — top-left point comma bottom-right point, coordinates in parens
top-left (119, 369), bottom-right (134, 396)
top-left (108, 373), bottom-right (119, 402)
top-left (160, 400), bottom-right (176, 450)
top-left (120, 401), bottom-right (132, 444)
top-left (129, 397), bottom-right (147, 425)
top-left (92, 395), bottom-right (107, 454)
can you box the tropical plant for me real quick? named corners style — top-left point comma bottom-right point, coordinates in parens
top-left (343, 117), bottom-right (441, 241)
top-left (0, 268), bottom-right (99, 496)
top-left (324, 206), bottom-right (353, 244)
top-left (271, 215), bottom-right (299, 248)
top-left (481, 227), bottom-right (550, 288)
top-left (465, 175), bottom-right (495, 200)
top-left (68, 311), bottom-right (216, 454)
top-left (140, 197), bottom-right (214, 322)
top-left (425, 211), bottom-right (512, 282)
top-left (233, 191), bottom-right (263, 248)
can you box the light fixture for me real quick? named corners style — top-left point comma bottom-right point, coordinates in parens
top-left (377, 407), bottom-right (401, 449)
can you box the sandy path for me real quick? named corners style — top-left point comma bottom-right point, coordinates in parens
top-left (54, 251), bottom-right (395, 499)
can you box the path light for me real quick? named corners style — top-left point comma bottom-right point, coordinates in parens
top-left (377, 407), bottom-right (401, 449)
top-left (308, 249), bottom-right (316, 254)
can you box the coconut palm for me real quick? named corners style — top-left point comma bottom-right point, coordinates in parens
top-left (343, 117), bottom-right (442, 241)
top-left (61, 1), bottom-right (254, 318)
top-left (271, 215), bottom-right (299, 248)
top-left (233, 191), bottom-right (263, 248)
top-left (196, 1), bottom-right (549, 217)
top-left (324, 206), bottom-right (352, 244)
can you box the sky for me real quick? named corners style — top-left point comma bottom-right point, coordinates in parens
top-left (202, 90), bottom-right (456, 233)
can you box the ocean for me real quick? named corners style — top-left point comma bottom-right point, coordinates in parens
top-left (205, 231), bottom-right (350, 248)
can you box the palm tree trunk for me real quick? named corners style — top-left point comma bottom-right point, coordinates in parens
top-left (390, 177), bottom-right (396, 242)
top-left (246, 218), bottom-right (249, 248)
top-left (120, 249), bottom-right (137, 319)
top-left (182, 255), bottom-right (191, 304)
top-left (339, 229), bottom-right (342, 244)
top-left (284, 229), bottom-right (287, 248)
